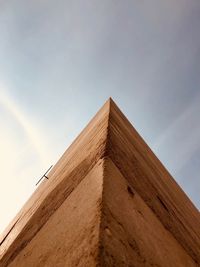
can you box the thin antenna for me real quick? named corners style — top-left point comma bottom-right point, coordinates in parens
top-left (36, 165), bottom-right (53, 186)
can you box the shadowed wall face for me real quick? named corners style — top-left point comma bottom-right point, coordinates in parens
top-left (100, 159), bottom-right (196, 267)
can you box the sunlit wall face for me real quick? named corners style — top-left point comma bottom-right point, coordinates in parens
top-left (0, 0), bottom-right (200, 234)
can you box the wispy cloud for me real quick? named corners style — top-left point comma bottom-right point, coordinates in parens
top-left (0, 84), bottom-right (48, 166)
top-left (153, 93), bottom-right (200, 175)
top-left (0, 84), bottom-right (53, 232)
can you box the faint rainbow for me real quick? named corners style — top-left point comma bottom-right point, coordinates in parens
top-left (0, 87), bottom-right (47, 166)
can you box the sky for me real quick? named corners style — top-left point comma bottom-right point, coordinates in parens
top-left (0, 0), bottom-right (200, 234)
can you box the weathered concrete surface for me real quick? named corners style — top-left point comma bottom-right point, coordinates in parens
top-left (0, 98), bottom-right (200, 266)
top-left (99, 158), bottom-right (197, 266)
top-left (107, 100), bottom-right (200, 263)
top-left (8, 159), bottom-right (104, 267)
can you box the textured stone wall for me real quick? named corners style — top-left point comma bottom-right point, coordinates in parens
top-left (1, 98), bottom-right (199, 266)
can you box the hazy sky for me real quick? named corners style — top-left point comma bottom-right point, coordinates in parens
top-left (0, 0), bottom-right (200, 234)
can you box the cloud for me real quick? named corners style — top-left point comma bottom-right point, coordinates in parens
top-left (0, 84), bottom-right (48, 166)
top-left (153, 93), bottom-right (200, 174)
top-left (0, 84), bottom-right (53, 233)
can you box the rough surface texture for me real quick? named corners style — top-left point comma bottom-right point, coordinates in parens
top-left (8, 160), bottom-right (104, 267)
top-left (107, 100), bottom-right (200, 263)
top-left (0, 98), bottom-right (200, 266)
top-left (99, 158), bottom-right (197, 266)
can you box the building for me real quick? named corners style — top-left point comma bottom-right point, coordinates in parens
top-left (0, 98), bottom-right (200, 266)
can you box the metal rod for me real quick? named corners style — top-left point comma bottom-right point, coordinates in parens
top-left (36, 165), bottom-right (53, 186)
